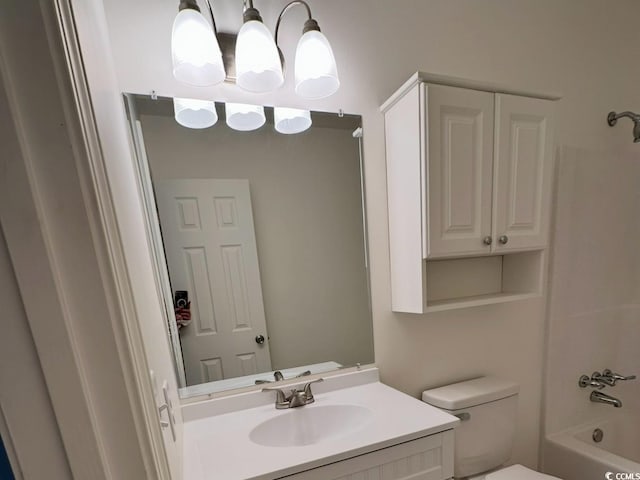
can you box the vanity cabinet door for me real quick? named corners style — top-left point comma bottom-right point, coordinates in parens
top-left (278, 431), bottom-right (454, 480)
top-left (426, 85), bottom-right (495, 259)
top-left (492, 94), bottom-right (555, 253)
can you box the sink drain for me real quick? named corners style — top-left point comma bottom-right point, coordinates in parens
top-left (593, 428), bottom-right (604, 443)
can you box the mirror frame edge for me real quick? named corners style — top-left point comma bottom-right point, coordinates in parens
top-left (123, 93), bottom-right (187, 387)
top-left (124, 93), bottom-right (374, 399)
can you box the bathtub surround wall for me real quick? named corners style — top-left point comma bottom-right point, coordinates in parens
top-left (96, 0), bottom-right (640, 469)
top-left (542, 147), bottom-right (640, 477)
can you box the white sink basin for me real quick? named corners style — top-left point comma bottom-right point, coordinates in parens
top-left (249, 404), bottom-right (373, 447)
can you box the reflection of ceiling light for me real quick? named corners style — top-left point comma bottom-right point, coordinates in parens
top-left (171, 0), bottom-right (226, 86)
top-left (170, 0), bottom-right (339, 98)
top-left (225, 103), bottom-right (266, 131)
top-left (173, 98), bottom-right (218, 129)
top-left (171, 98), bottom-right (312, 135)
top-left (274, 107), bottom-right (312, 134)
top-left (235, 6), bottom-right (283, 93)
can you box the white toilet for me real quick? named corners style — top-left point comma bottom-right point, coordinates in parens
top-left (422, 376), bottom-right (561, 480)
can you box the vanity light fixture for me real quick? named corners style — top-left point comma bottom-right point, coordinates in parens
top-left (173, 98), bottom-right (219, 129)
top-left (273, 107), bottom-right (312, 134)
top-left (171, 0), bottom-right (226, 86)
top-left (225, 102), bottom-right (266, 131)
top-left (235, 0), bottom-right (284, 93)
top-left (170, 0), bottom-right (340, 98)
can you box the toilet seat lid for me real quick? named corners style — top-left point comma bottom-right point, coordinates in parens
top-left (486, 465), bottom-right (561, 480)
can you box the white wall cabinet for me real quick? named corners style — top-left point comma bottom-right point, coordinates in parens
top-left (279, 431), bottom-right (454, 480)
top-left (382, 73), bottom-right (558, 313)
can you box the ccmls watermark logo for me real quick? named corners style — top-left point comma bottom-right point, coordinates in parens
top-left (605, 472), bottom-right (640, 480)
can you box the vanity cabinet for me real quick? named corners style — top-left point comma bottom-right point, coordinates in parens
top-left (382, 72), bottom-right (559, 313)
top-left (278, 431), bottom-right (454, 480)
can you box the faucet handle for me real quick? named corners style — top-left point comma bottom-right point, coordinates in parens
top-left (262, 387), bottom-right (288, 407)
top-left (603, 369), bottom-right (636, 384)
top-left (302, 378), bottom-right (324, 403)
top-left (591, 371), bottom-right (616, 387)
top-left (579, 374), bottom-right (605, 389)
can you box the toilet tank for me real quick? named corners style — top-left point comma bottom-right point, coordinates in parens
top-left (422, 376), bottom-right (519, 479)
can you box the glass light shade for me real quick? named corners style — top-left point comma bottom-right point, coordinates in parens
top-left (274, 107), bottom-right (312, 134)
top-left (174, 98), bottom-right (218, 129)
top-left (171, 9), bottom-right (226, 86)
top-left (235, 20), bottom-right (284, 93)
top-left (294, 30), bottom-right (340, 99)
top-left (225, 103), bottom-right (266, 131)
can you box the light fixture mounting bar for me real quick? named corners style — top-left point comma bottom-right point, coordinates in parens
top-left (202, 0), bottom-right (220, 34)
top-left (218, 32), bottom-right (237, 81)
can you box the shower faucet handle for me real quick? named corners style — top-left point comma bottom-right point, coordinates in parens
top-left (590, 371), bottom-right (616, 387)
top-left (579, 374), bottom-right (606, 389)
top-left (602, 369), bottom-right (636, 385)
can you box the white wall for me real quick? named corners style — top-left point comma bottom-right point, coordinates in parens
top-left (100, 0), bottom-right (640, 469)
top-left (0, 0), bottom-right (184, 477)
top-left (67, 0), bottom-right (186, 476)
top-left (140, 113), bottom-right (374, 372)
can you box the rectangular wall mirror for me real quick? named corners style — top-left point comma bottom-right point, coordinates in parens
top-left (124, 94), bottom-right (374, 397)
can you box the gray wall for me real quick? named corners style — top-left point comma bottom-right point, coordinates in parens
top-left (141, 114), bottom-right (374, 371)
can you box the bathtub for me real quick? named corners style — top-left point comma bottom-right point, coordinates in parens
top-left (544, 416), bottom-right (640, 480)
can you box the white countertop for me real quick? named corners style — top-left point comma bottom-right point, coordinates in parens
top-left (183, 374), bottom-right (458, 480)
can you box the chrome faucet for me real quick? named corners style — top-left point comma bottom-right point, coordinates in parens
top-left (579, 369), bottom-right (635, 408)
top-left (579, 370), bottom-right (636, 389)
top-left (263, 378), bottom-right (324, 409)
top-left (590, 391), bottom-right (622, 408)
top-left (254, 369), bottom-right (311, 385)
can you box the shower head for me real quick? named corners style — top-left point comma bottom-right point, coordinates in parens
top-left (607, 111), bottom-right (640, 143)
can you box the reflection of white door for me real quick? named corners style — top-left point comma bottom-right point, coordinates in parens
top-left (155, 179), bottom-right (271, 386)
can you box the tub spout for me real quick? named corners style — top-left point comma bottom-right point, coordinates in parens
top-left (590, 390), bottom-right (622, 408)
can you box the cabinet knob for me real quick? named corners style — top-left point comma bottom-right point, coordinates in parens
top-left (499, 235), bottom-right (509, 245)
top-left (483, 236), bottom-right (493, 246)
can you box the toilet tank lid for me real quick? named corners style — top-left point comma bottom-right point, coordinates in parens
top-left (422, 376), bottom-right (519, 410)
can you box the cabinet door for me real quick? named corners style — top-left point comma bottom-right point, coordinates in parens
top-left (493, 94), bottom-right (554, 252)
top-left (426, 84), bottom-right (494, 258)
top-left (279, 431), bottom-right (454, 480)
